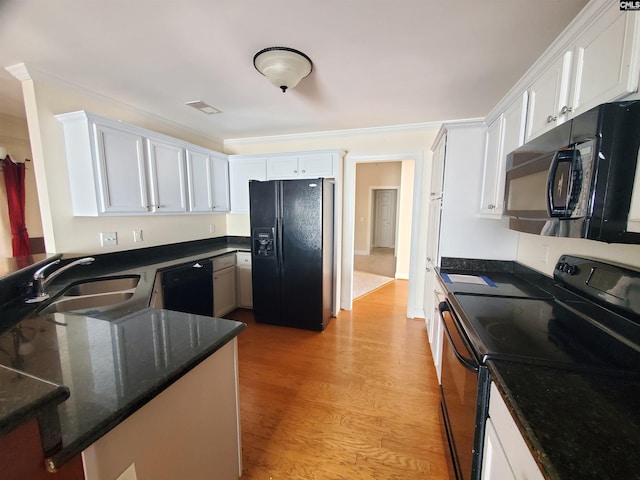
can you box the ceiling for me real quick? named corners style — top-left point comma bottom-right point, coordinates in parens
top-left (0, 0), bottom-right (589, 142)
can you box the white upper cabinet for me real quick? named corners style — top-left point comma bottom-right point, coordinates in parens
top-left (146, 137), bottom-right (188, 213)
top-left (57, 111), bottom-right (229, 217)
top-left (228, 156), bottom-right (267, 214)
top-left (266, 152), bottom-right (338, 180)
top-left (186, 148), bottom-right (230, 213)
top-left (568, 7), bottom-right (640, 118)
top-left (430, 132), bottom-right (446, 199)
top-left (229, 150), bottom-right (342, 213)
top-left (480, 93), bottom-right (527, 217)
top-left (480, 116), bottom-right (504, 215)
top-left (524, 4), bottom-right (640, 143)
top-left (93, 123), bottom-right (149, 214)
top-left (525, 52), bottom-right (572, 142)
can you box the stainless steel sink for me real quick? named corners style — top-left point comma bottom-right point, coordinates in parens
top-left (38, 275), bottom-right (140, 314)
top-left (40, 291), bottom-right (135, 313)
top-left (61, 276), bottom-right (140, 296)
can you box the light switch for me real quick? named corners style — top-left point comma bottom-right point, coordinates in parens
top-left (133, 230), bottom-right (143, 242)
top-left (100, 232), bottom-right (117, 247)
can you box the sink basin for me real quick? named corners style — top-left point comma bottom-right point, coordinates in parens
top-left (61, 276), bottom-right (140, 296)
top-left (40, 291), bottom-right (135, 314)
top-left (38, 275), bottom-right (140, 314)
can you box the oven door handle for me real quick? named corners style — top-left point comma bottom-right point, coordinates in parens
top-left (438, 302), bottom-right (479, 373)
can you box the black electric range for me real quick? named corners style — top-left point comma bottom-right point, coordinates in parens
top-left (437, 255), bottom-right (640, 480)
top-left (441, 255), bottom-right (640, 374)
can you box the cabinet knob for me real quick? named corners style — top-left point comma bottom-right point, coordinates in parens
top-left (294, 170), bottom-right (298, 173)
top-left (560, 105), bottom-right (573, 115)
top-left (488, 204), bottom-right (495, 209)
top-left (302, 170), bottom-right (305, 173)
top-left (546, 115), bottom-right (557, 123)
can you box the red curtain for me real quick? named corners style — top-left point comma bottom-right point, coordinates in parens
top-left (3, 156), bottom-right (31, 257)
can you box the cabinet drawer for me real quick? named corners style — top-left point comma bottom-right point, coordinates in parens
top-left (236, 251), bottom-right (252, 266)
top-left (213, 254), bottom-right (236, 271)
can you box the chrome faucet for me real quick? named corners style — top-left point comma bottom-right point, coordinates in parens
top-left (26, 257), bottom-right (96, 303)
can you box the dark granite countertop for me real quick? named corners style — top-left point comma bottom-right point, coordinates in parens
top-left (0, 236), bottom-right (250, 469)
top-left (0, 364), bottom-right (68, 437)
top-left (0, 309), bottom-right (246, 469)
top-left (488, 361), bottom-right (640, 480)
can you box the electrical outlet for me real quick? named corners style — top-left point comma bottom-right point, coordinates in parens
top-left (133, 230), bottom-right (143, 242)
top-left (540, 244), bottom-right (549, 264)
top-left (115, 463), bottom-right (137, 480)
top-left (100, 232), bottom-right (117, 247)
top-left (209, 224), bottom-right (216, 233)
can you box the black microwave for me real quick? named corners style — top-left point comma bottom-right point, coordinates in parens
top-left (504, 101), bottom-right (640, 244)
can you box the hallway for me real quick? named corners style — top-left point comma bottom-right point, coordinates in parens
top-left (227, 280), bottom-right (451, 479)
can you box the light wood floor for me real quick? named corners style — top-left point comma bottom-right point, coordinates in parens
top-left (227, 280), bottom-right (452, 479)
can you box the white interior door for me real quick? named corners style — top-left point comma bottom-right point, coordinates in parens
top-left (373, 189), bottom-right (397, 248)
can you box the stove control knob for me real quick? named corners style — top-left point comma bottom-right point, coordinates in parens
top-left (556, 262), bottom-right (565, 271)
top-left (566, 264), bottom-right (579, 275)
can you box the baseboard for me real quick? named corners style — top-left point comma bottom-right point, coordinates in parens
top-left (354, 250), bottom-right (369, 256)
top-left (395, 272), bottom-right (409, 280)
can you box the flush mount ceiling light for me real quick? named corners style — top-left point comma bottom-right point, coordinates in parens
top-left (253, 47), bottom-right (313, 93)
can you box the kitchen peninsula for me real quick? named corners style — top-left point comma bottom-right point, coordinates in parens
top-left (0, 237), bottom-right (249, 480)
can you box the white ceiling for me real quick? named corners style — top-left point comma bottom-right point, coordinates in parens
top-left (0, 0), bottom-right (589, 142)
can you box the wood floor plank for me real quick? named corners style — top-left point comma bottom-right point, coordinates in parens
top-left (227, 280), bottom-right (453, 479)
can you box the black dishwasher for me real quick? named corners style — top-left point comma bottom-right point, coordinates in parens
top-left (162, 260), bottom-right (214, 316)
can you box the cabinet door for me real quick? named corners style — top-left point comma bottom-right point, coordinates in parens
top-left (298, 153), bottom-right (335, 178)
top-left (211, 155), bottom-right (230, 212)
top-left (481, 420), bottom-right (517, 480)
top-left (213, 266), bottom-right (237, 317)
top-left (267, 156), bottom-right (298, 179)
top-left (430, 134), bottom-right (446, 198)
top-left (186, 149), bottom-right (213, 212)
top-left (569, 9), bottom-right (640, 117)
top-left (501, 93), bottom-right (527, 160)
top-left (236, 252), bottom-right (253, 308)
top-left (228, 157), bottom-right (267, 213)
top-left (147, 138), bottom-right (188, 213)
top-left (94, 124), bottom-right (149, 213)
top-left (479, 116), bottom-right (504, 215)
top-left (480, 93), bottom-right (527, 217)
top-left (526, 52), bottom-right (572, 142)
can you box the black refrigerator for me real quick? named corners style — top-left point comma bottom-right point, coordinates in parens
top-left (249, 178), bottom-right (334, 331)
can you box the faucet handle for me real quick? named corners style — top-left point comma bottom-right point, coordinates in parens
top-left (33, 259), bottom-right (61, 280)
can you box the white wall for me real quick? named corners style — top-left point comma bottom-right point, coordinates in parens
top-left (18, 72), bottom-right (228, 254)
top-left (0, 112), bottom-right (43, 257)
top-left (516, 233), bottom-right (640, 276)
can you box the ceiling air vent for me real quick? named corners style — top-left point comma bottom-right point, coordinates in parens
top-left (185, 100), bottom-right (222, 115)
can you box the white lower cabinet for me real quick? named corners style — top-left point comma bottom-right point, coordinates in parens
top-left (236, 251), bottom-right (253, 308)
top-left (482, 383), bottom-right (544, 480)
top-left (213, 254), bottom-right (237, 317)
